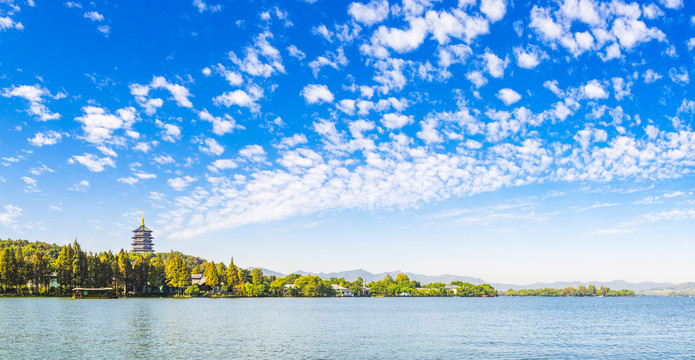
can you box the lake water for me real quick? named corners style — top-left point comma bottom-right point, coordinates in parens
top-left (1, 297), bottom-right (694, 359)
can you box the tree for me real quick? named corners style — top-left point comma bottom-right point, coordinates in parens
top-left (204, 261), bottom-right (220, 294)
top-left (13, 246), bottom-right (26, 292)
top-left (117, 250), bottom-right (132, 294)
top-left (0, 248), bottom-right (12, 291)
top-left (55, 246), bottom-right (73, 293)
top-left (148, 255), bottom-right (166, 291)
top-left (71, 242), bottom-right (87, 289)
top-left (165, 253), bottom-right (190, 295)
top-left (395, 273), bottom-right (410, 283)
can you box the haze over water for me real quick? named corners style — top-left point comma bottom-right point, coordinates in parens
top-left (2, 297), bottom-right (695, 359)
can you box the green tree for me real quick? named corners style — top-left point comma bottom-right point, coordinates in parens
top-left (395, 273), bottom-right (410, 283)
top-left (204, 261), bottom-right (220, 294)
top-left (0, 248), bottom-right (12, 291)
top-left (148, 255), bottom-right (166, 291)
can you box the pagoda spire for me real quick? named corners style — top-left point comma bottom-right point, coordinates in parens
top-left (141, 215), bottom-right (145, 226)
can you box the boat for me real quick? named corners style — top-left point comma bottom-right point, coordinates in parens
top-left (72, 287), bottom-right (118, 299)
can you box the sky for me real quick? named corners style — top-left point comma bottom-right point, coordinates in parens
top-left (0, 0), bottom-right (694, 284)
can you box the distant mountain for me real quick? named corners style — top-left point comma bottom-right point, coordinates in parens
top-left (637, 282), bottom-right (695, 296)
top-left (252, 267), bottom-right (676, 291)
top-left (491, 280), bottom-right (674, 292)
top-left (258, 268), bottom-right (485, 284)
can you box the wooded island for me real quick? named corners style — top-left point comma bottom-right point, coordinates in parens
top-left (0, 238), bottom-right (498, 297)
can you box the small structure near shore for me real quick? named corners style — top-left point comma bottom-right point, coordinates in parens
top-left (72, 288), bottom-right (117, 299)
top-left (331, 284), bottom-right (354, 297)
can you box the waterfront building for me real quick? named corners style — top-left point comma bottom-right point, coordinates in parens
top-left (131, 217), bottom-right (155, 253)
top-left (330, 284), bottom-right (354, 297)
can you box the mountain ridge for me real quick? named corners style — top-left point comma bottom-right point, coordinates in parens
top-left (252, 267), bottom-right (675, 291)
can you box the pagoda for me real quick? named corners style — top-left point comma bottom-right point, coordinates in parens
top-left (131, 216), bottom-right (154, 253)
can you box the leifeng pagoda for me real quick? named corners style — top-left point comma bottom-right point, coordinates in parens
top-left (131, 216), bottom-right (154, 253)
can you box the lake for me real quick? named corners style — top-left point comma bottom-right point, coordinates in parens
top-left (1, 297), bottom-right (694, 359)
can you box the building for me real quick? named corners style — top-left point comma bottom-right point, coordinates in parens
top-left (330, 284), bottom-right (354, 297)
top-left (190, 274), bottom-right (206, 286)
top-left (131, 217), bottom-right (155, 253)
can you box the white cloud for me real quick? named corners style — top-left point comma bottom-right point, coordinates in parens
top-left (68, 153), bottom-right (115, 172)
top-left (643, 69), bottom-right (662, 83)
top-left (600, 42), bottom-right (622, 61)
top-left (287, 45), bottom-right (306, 60)
top-left (372, 17), bottom-right (428, 54)
top-left (213, 88), bottom-right (262, 112)
top-left (118, 177), bottom-right (139, 185)
top-left (658, 0), bottom-right (682, 9)
top-left (229, 31), bottom-right (284, 78)
top-left (583, 80), bottom-right (608, 99)
top-left (198, 109), bottom-right (243, 135)
top-left (149, 76), bottom-right (193, 108)
top-left (69, 180), bottom-right (90, 192)
top-left (513, 46), bottom-right (544, 69)
top-left (2, 85), bottom-right (60, 121)
top-left (239, 144), bottom-right (267, 162)
top-left (0, 16), bottom-right (24, 32)
top-left (497, 88), bottom-right (521, 105)
top-left (28, 130), bottom-right (63, 146)
top-left (155, 120), bottom-right (182, 142)
top-left (279, 134), bottom-right (308, 148)
top-left (83, 11), bottom-right (104, 21)
top-left (130, 76), bottom-right (193, 113)
top-left (153, 154), bottom-right (175, 165)
top-left (466, 71), bottom-right (487, 88)
top-left (642, 3), bottom-right (664, 19)
top-left (611, 18), bottom-right (666, 50)
top-left (382, 113), bottom-right (413, 130)
top-left (530, 6), bottom-right (564, 41)
top-left (213, 64), bottom-right (243, 86)
top-left (438, 44), bottom-right (472, 68)
top-left (200, 138), bottom-right (225, 156)
top-left (29, 164), bottom-right (54, 176)
top-left (483, 51), bottom-right (508, 78)
top-left (669, 68), bottom-right (690, 85)
top-left (208, 159), bottom-right (237, 172)
top-left (348, 0), bottom-right (389, 26)
top-left (480, 0), bottom-right (506, 22)
top-left (0, 204), bottom-right (22, 228)
top-left (309, 48), bottom-right (348, 77)
top-left (301, 84), bottom-right (334, 104)
top-left (193, 0), bottom-right (222, 13)
top-left (663, 191), bottom-right (685, 198)
top-left (75, 106), bottom-right (129, 144)
top-left (560, 0), bottom-right (600, 25)
top-left (22, 176), bottom-right (40, 193)
top-left (168, 176), bottom-right (198, 191)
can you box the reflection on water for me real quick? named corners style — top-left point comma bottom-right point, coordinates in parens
top-left (1, 297), bottom-right (694, 359)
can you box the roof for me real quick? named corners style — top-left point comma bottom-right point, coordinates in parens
top-left (133, 216), bottom-right (152, 232)
top-left (72, 288), bottom-right (114, 291)
top-left (331, 284), bottom-right (352, 291)
top-left (190, 274), bottom-right (206, 285)
top-left (133, 224), bottom-right (152, 232)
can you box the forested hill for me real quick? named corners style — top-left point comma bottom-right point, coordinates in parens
top-left (0, 238), bottom-right (206, 268)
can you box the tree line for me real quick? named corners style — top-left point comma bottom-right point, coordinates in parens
top-left (503, 285), bottom-right (635, 297)
top-left (0, 238), bottom-right (496, 297)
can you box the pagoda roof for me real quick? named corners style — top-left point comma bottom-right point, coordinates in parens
top-left (133, 224), bottom-right (152, 232)
top-left (133, 216), bottom-right (152, 232)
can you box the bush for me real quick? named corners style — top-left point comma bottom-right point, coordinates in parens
top-left (184, 284), bottom-right (201, 296)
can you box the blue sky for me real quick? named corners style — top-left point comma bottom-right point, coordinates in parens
top-left (1, 0), bottom-right (694, 283)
